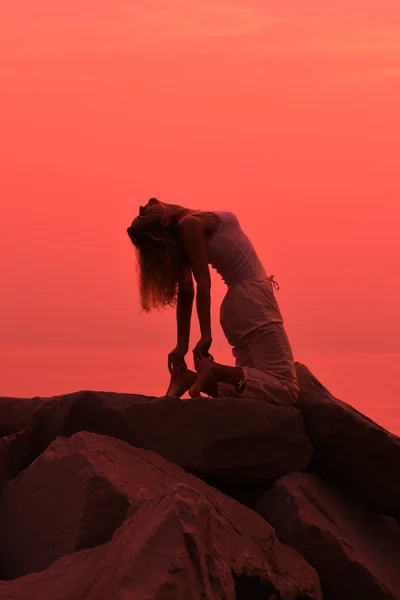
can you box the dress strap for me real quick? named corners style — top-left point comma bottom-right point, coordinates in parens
top-left (269, 275), bottom-right (280, 291)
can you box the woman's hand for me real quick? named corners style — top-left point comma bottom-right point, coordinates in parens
top-left (193, 336), bottom-right (213, 366)
top-left (167, 345), bottom-right (188, 374)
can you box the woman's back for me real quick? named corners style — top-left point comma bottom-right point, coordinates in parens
top-left (197, 211), bottom-right (267, 287)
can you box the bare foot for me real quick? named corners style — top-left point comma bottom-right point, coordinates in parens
top-left (189, 358), bottom-right (217, 398)
top-left (166, 367), bottom-right (196, 398)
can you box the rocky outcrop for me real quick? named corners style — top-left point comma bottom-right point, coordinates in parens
top-left (295, 362), bottom-right (400, 522)
top-left (0, 362), bottom-right (398, 599)
top-left (0, 432), bottom-right (321, 599)
top-left (258, 472), bottom-right (400, 600)
top-left (2, 391), bottom-right (313, 485)
top-left (0, 395), bottom-right (46, 437)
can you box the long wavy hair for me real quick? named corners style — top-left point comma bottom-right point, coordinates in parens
top-left (128, 228), bottom-right (187, 312)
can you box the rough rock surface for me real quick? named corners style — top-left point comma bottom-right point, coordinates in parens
top-left (295, 362), bottom-right (400, 521)
top-left (0, 428), bottom-right (35, 493)
top-left (258, 472), bottom-right (400, 600)
top-left (0, 395), bottom-right (46, 437)
top-left (0, 362), bottom-right (398, 599)
top-left (0, 432), bottom-right (322, 599)
top-left (0, 548), bottom-right (102, 600)
top-left (2, 391), bottom-right (313, 486)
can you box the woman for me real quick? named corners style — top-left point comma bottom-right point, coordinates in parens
top-left (127, 198), bottom-right (299, 403)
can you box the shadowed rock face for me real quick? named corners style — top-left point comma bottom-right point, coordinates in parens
top-left (258, 472), bottom-right (400, 600)
top-left (0, 432), bottom-right (321, 599)
top-left (0, 362), bottom-right (398, 599)
top-left (295, 362), bottom-right (400, 522)
top-left (0, 395), bottom-right (47, 437)
top-left (1, 391), bottom-right (313, 488)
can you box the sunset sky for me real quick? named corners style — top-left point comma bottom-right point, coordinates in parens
top-left (1, 1), bottom-right (399, 434)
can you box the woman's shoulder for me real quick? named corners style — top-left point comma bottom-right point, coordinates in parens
top-left (195, 210), bottom-right (238, 222)
top-left (178, 211), bottom-right (222, 237)
top-left (212, 210), bottom-right (239, 225)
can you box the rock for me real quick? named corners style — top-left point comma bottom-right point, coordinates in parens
top-left (0, 432), bottom-right (321, 599)
top-left (0, 429), bottom-right (33, 492)
top-left (4, 390), bottom-right (313, 486)
top-left (2, 364), bottom-right (399, 599)
top-left (0, 432), bottom-right (133, 578)
top-left (295, 362), bottom-right (400, 522)
top-left (0, 396), bottom-right (45, 437)
top-left (257, 472), bottom-right (400, 600)
top-left (0, 547), bottom-right (102, 600)
top-left (76, 481), bottom-right (320, 600)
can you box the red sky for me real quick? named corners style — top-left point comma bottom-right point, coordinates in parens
top-left (1, 1), bottom-right (399, 434)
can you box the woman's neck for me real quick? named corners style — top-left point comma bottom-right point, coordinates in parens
top-left (169, 206), bottom-right (198, 223)
top-left (163, 207), bottom-right (196, 245)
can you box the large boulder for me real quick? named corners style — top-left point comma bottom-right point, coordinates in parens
top-left (0, 429), bottom-right (35, 493)
top-left (2, 390), bottom-right (312, 486)
top-left (295, 362), bottom-right (400, 521)
top-left (258, 472), bottom-right (400, 600)
top-left (0, 432), bottom-right (321, 599)
top-left (0, 396), bottom-right (46, 437)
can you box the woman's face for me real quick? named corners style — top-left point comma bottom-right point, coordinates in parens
top-left (138, 198), bottom-right (165, 221)
top-left (129, 198), bottom-right (169, 241)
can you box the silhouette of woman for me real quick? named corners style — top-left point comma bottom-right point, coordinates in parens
top-left (127, 198), bottom-right (299, 403)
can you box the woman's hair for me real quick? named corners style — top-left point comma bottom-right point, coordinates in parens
top-left (128, 229), bottom-right (186, 312)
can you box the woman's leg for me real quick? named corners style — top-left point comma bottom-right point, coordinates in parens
top-left (188, 321), bottom-right (299, 403)
top-left (166, 366), bottom-right (196, 397)
top-left (189, 358), bottom-right (244, 398)
top-left (230, 323), bottom-right (299, 401)
top-left (166, 364), bottom-right (221, 398)
top-left (189, 357), bottom-right (296, 404)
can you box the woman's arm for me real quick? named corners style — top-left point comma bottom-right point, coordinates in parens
top-left (179, 216), bottom-right (212, 350)
top-left (176, 269), bottom-right (195, 353)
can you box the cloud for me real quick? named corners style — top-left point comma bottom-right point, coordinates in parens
top-left (355, 67), bottom-right (400, 78)
top-left (119, 1), bottom-right (287, 38)
top-left (333, 28), bottom-right (400, 53)
top-left (301, 16), bottom-right (332, 24)
top-left (251, 25), bottom-right (400, 57)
